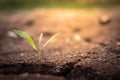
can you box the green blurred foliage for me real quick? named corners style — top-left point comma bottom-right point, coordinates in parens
top-left (0, 0), bottom-right (119, 10)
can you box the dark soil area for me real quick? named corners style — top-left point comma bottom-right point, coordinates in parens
top-left (0, 8), bottom-right (120, 80)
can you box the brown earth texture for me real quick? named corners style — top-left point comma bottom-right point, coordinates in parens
top-left (0, 8), bottom-right (120, 80)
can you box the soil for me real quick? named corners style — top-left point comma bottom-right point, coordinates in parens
top-left (0, 8), bottom-right (120, 80)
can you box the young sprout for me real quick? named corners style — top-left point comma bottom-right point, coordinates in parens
top-left (13, 29), bottom-right (60, 60)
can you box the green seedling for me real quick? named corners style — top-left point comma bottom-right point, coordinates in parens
top-left (13, 29), bottom-right (60, 60)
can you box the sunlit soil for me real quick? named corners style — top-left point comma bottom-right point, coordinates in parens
top-left (0, 8), bottom-right (120, 80)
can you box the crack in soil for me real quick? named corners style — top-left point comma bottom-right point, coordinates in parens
top-left (0, 59), bottom-right (80, 79)
top-left (0, 58), bottom-right (107, 80)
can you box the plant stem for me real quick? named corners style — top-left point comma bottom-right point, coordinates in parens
top-left (37, 50), bottom-right (41, 60)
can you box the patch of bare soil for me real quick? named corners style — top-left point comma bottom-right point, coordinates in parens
top-left (0, 8), bottom-right (120, 80)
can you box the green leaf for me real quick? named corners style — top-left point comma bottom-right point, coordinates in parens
top-left (13, 29), bottom-right (37, 50)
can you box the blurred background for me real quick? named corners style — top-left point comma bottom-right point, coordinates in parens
top-left (0, 0), bottom-right (120, 10)
top-left (0, 1), bottom-right (120, 80)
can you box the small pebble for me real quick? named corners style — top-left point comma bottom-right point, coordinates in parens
top-left (20, 53), bottom-right (24, 57)
top-left (84, 37), bottom-right (91, 43)
top-left (73, 27), bottom-right (81, 32)
top-left (25, 20), bottom-right (34, 26)
top-left (8, 31), bottom-right (18, 38)
top-left (99, 15), bottom-right (111, 25)
top-left (74, 34), bottom-right (81, 42)
top-left (117, 42), bottom-right (120, 45)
